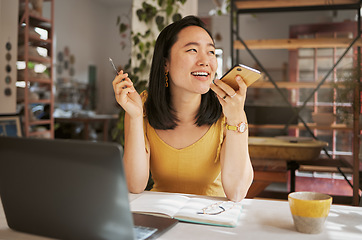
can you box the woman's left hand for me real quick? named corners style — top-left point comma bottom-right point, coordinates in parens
top-left (210, 75), bottom-right (247, 124)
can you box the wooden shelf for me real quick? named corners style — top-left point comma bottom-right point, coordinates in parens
top-left (298, 157), bottom-right (354, 174)
top-left (18, 34), bottom-right (52, 49)
top-left (234, 38), bottom-right (362, 50)
top-left (29, 78), bottom-right (52, 83)
top-left (28, 99), bottom-right (52, 105)
top-left (17, 78), bottom-right (52, 84)
top-left (28, 130), bottom-right (52, 137)
top-left (29, 119), bottom-right (52, 126)
top-left (235, 0), bottom-right (360, 11)
top-left (20, 13), bottom-right (52, 31)
top-left (232, 0), bottom-right (360, 206)
top-left (249, 123), bottom-right (353, 131)
top-left (250, 81), bottom-right (337, 89)
top-left (18, 0), bottom-right (54, 139)
top-left (29, 13), bottom-right (51, 24)
top-left (298, 123), bottom-right (353, 131)
top-left (29, 35), bottom-right (52, 48)
top-left (18, 55), bottom-right (51, 64)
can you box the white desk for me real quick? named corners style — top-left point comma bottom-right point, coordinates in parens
top-left (1, 191), bottom-right (361, 240)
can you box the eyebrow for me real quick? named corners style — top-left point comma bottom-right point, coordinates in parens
top-left (183, 42), bottom-right (215, 49)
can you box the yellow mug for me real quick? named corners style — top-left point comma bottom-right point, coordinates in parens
top-left (288, 192), bottom-right (332, 234)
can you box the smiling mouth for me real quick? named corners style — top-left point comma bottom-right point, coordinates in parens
top-left (191, 72), bottom-right (209, 77)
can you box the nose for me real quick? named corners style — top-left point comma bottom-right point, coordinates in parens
top-left (197, 53), bottom-right (209, 67)
top-left (198, 62), bottom-right (209, 66)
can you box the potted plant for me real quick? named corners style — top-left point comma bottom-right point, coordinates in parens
top-left (331, 67), bottom-right (360, 126)
top-left (112, 0), bottom-right (187, 146)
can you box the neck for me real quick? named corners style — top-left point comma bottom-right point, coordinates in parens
top-left (170, 90), bottom-right (201, 125)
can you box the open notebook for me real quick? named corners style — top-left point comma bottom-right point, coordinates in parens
top-left (131, 193), bottom-right (242, 227)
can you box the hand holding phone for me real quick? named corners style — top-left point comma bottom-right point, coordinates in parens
top-left (220, 64), bottom-right (261, 90)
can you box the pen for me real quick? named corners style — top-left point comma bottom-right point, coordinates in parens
top-left (110, 57), bottom-right (128, 88)
top-left (109, 57), bottom-right (119, 75)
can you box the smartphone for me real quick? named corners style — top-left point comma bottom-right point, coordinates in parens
top-left (220, 64), bottom-right (261, 90)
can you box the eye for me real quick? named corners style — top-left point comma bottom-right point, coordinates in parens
top-left (187, 48), bottom-right (197, 53)
top-left (209, 50), bottom-right (215, 55)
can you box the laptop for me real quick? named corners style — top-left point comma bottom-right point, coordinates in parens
top-left (0, 136), bottom-right (177, 240)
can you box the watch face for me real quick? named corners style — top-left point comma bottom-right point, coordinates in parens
top-left (237, 123), bottom-right (247, 133)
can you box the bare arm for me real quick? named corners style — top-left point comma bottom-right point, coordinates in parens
top-left (219, 112), bottom-right (253, 202)
top-left (112, 71), bottom-right (150, 193)
top-left (123, 113), bottom-right (150, 193)
top-left (210, 76), bottom-right (254, 202)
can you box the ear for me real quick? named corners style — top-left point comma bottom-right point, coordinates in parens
top-left (164, 58), bottom-right (170, 72)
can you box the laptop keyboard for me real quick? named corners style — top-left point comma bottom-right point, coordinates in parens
top-left (133, 225), bottom-right (158, 240)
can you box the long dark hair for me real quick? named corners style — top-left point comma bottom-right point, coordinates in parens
top-left (145, 15), bottom-right (222, 130)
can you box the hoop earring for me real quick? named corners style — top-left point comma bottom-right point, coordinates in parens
top-left (165, 71), bottom-right (169, 87)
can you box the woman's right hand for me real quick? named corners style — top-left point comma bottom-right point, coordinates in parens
top-left (112, 70), bottom-right (143, 118)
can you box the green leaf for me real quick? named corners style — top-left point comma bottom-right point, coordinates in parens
top-left (124, 62), bottom-right (131, 71)
top-left (155, 15), bottom-right (164, 31)
top-left (140, 30), bottom-right (150, 39)
top-left (144, 30), bottom-right (151, 38)
top-left (142, 1), bottom-right (149, 9)
top-left (158, 0), bottom-right (164, 7)
top-left (142, 2), bottom-right (157, 20)
top-left (119, 23), bottom-right (127, 33)
top-left (149, 7), bottom-right (158, 19)
top-left (133, 35), bottom-right (140, 45)
top-left (136, 80), bottom-right (148, 93)
top-left (139, 59), bottom-right (147, 71)
top-left (145, 41), bottom-right (151, 49)
top-left (226, 2), bottom-right (231, 12)
top-left (133, 75), bottom-right (140, 84)
top-left (166, 5), bottom-right (173, 16)
top-left (155, 15), bottom-right (164, 25)
top-left (27, 61), bottom-right (35, 69)
top-left (136, 9), bottom-right (144, 21)
top-left (172, 13), bottom-right (182, 22)
top-left (139, 42), bottom-right (145, 53)
top-left (157, 23), bottom-right (165, 31)
top-left (137, 53), bottom-right (142, 60)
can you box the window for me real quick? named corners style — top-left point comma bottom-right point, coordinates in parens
top-left (289, 21), bottom-right (357, 157)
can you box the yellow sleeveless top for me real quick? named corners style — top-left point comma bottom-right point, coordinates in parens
top-left (141, 91), bottom-right (226, 197)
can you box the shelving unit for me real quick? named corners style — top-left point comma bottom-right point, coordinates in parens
top-left (17, 0), bottom-right (54, 138)
top-left (234, 37), bottom-right (362, 49)
top-left (231, 0), bottom-right (361, 205)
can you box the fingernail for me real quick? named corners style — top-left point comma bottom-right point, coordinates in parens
top-left (236, 76), bottom-right (241, 81)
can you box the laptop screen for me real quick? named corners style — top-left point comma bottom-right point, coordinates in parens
top-left (0, 136), bottom-right (134, 240)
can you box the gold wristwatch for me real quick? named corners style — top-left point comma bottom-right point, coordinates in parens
top-left (225, 122), bottom-right (248, 133)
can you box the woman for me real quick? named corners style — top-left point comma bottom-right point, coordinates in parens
top-left (112, 16), bottom-right (253, 202)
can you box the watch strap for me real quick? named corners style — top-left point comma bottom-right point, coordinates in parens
top-left (226, 124), bottom-right (238, 131)
top-left (225, 122), bottom-right (248, 133)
